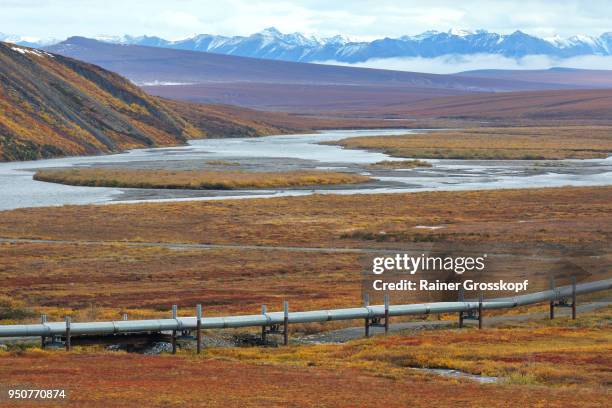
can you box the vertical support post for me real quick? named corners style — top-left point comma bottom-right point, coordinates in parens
top-left (364, 293), bottom-right (370, 337)
top-left (283, 301), bottom-right (289, 346)
top-left (171, 305), bottom-right (177, 355)
top-left (261, 305), bottom-right (267, 343)
top-left (549, 276), bottom-right (555, 320)
top-left (384, 294), bottom-right (390, 334)
top-left (65, 316), bottom-right (71, 351)
top-left (571, 276), bottom-right (577, 320)
top-left (478, 293), bottom-right (483, 330)
top-left (40, 314), bottom-right (47, 349)
top-left (458, 287), bottom-right (464, 329)
top-left (196, 304), bottom-right (202, 354)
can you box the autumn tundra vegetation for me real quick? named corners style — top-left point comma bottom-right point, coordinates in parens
top-left (0, 186), bottom-right (609, 323)
top-left (0, 307), bottom-right (609, 407)
top-left (33, 168), bottom-right (371, 189)
top-left (1, 30), bottom-right (612, 408)
top-left (330, 126), bottom-right (612, 160)
top-left (367, 159), bottom-right (432, 169)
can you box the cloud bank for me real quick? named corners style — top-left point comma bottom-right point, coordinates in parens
top-left (316, 54), bottom-right (612, 74)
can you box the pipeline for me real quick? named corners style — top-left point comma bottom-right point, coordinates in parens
top-left (0, 278), bottom-right (610, 338)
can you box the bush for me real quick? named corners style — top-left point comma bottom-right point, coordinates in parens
top-left (0, 295), bottom-right (35, 320)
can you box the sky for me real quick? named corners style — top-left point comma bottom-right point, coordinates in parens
top-left (1, 0), bottom-right (611, 41)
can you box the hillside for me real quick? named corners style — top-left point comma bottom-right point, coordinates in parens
top-left (0, 42), bottom-right (338, 162)
top-left (0, 42), bottom-right (207, 161)
top-left (0, 42), bottom-right (346, 163)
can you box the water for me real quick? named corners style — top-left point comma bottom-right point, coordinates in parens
top-left (412, 367), bottom-right (498, 383)
top-left (1, 129), bottom-right (611, 211)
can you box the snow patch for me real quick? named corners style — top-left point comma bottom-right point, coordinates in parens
top-left (414, 225), bottom-right (446, 230)
top-left (448, 28), bottom-right (474, 37)
top-left (10, 46), bottom-right (53, 58)
top-left (139, 81), bottom-right (194, 86)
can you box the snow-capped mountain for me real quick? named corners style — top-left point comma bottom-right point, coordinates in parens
top-left (6, 28), bottom-right (612, 63)
top-left (0, 33), bottom-right (59, 48)
top-left (99, 28), bottom-right (612, 62)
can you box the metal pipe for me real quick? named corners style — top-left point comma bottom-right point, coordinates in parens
top-left (1, 279), bottom-right (610, 339)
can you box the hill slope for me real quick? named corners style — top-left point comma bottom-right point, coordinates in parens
top-left (0, 42), bottom-right (206, 161)
top-left (1, 42), bottom-right (346, 161)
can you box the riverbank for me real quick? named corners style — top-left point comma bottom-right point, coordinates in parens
top-left (328, 126), bottom-right (612, 160)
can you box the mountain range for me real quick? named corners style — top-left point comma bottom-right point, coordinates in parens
top-left (43, 36), bottom-right (583, 114)
top-left (45, 37), bottom-right (553, 90)
top-left (2, 38), bottom-right (612, 163)
top-left (8, 28), bottom-right (612, 63)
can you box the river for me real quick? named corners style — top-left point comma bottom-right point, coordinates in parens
top-left (1, 129), bottom-right (611, 211)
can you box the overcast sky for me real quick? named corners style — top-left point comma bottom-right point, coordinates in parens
top-left (2, 0), bottom-right (611, 41)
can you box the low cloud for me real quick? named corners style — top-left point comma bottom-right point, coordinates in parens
top-left (316, 54), bottom-right (612, 74)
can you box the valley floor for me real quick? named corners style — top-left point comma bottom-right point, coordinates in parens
top-left (0, 186), bottom-right (610, 322)
top-left (0, 184), bottom-right (610, 407)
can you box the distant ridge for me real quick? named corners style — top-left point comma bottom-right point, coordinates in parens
top-left (46, 36), bottom-right (555, 92)
top-left (455, 68), bottom-right (612, 88)
top-left (361, 88), bottom-right (612, 122)
top-left (43, 37), bottom-right (580, 113)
